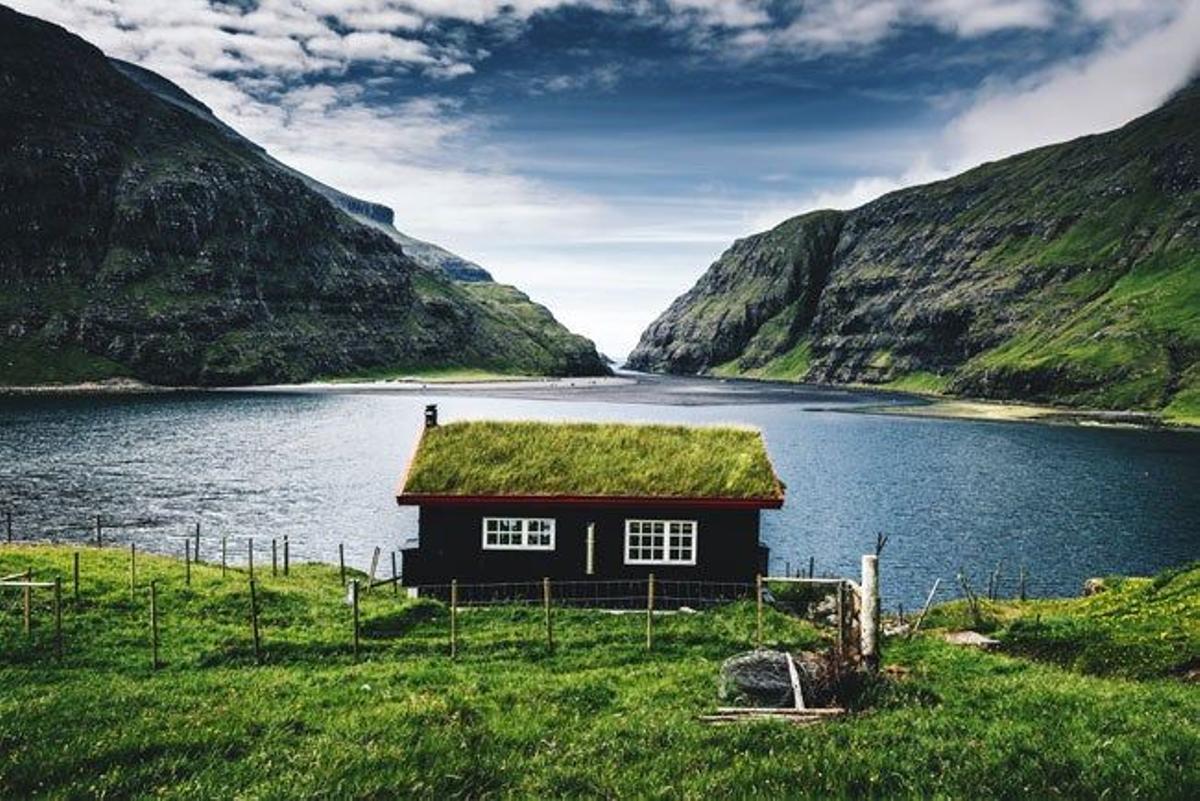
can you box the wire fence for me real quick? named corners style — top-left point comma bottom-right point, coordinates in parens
top-left (413, 578), bottom-right (757, 610)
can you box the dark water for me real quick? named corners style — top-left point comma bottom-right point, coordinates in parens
top-left (1, 380), bottom-right (1197, 608)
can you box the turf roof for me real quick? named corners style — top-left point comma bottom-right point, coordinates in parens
top-left (398, 421), bottom-right (783, 502)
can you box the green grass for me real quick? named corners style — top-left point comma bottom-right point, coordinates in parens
top-left (920, 562), bottom-right (1199, 680)
top-left (880, 371), bottom-right (951, 394)
top-left (0, 338), bottom-right (129, 385)
top-left (1, 546), bottom-right (1197, 799)
top-left (401, 421), bottom-right (784, 500)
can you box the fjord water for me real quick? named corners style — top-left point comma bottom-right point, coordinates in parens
top-left (1, 383), bottom-right (1196, 608)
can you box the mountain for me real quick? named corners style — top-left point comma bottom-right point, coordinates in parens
top-left (0, 6), bottom-right (606, 386)
top-left (628, 79), bottom-right (1200, 423)
top-left (111, 59), bottom-right (494, 284)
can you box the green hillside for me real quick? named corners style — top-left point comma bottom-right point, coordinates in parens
top-left (629, 80), bottom-right (1200, 425)
top-left (1, 544), bottom-right (1197, 798)
top-left (0, 7), bottom-right (606, 387)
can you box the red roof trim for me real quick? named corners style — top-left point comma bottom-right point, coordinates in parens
top-left (395, 492), bottom-right (784, 510)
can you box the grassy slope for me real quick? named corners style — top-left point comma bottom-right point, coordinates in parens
top-left (402, 421), bottom-right (782, 499)
top-left (1, 545), bottom-right (1197, 799)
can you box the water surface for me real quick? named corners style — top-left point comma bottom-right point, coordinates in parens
top-left (1, 377), bottom-right (1196, 608)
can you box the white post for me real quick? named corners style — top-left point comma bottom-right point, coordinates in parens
top-left (586, 523), bottom-right (595, 575)
top-left (860, 554), bottom-right (880, 670)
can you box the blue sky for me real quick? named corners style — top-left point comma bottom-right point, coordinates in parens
top-left (15, 1), bottom-right (1200, 358)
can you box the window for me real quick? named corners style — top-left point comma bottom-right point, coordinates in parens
top-left (624, 519), bottom-right (697, 565)
top-left (482, 517), bottom-right (556, 550)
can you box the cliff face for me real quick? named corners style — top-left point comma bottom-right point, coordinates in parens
top-left (628, 80), bottom-right (1200, 420)
top-left (0, 7), bottom-right (605, 386)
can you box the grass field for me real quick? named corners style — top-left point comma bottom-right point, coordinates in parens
top-left (1, 545), bottom-right (1196, 799)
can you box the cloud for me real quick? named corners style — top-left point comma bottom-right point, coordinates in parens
top-left (750, 0), bottom-right (1200, 224)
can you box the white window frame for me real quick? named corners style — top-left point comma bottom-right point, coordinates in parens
top-left (481, 517), bottom-right (556, 551)
top-left (624, 519), bottom-right (698, 566)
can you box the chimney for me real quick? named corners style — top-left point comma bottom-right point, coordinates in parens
top-left (424, 404), bottom-right (438, 428)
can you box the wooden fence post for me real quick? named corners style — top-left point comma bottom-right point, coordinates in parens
top-left (809, 556), bottom-right (815, 579)
top-left (194, 522), bottom-right (201, 564)
top-left (391, 551), bottom-right (398, 595)
top-left (1018, 566), bottom-right (1028, 601)
top-left (339, 543), bottom-right (346, 587)
top-left (367, 547), bottom-right (380, 592)
top-left (860, 554), bottom-right (880, 671)
top-left (755, 573), bottom-right (764, 647)
top-left (185, 539), bottom-right (191, 587)
top-left (221, 536), bottom-right (227, 577)
top-left (351, 579), bottom-right (360, 662)
top-left (54, 576), bottom-right (63, 660)
top-left (248, 538), bottom-right (254, 581)
top-left (130, 542), bottom-right (137, 597)
top-left (450, 579), bottom-right (458, 659)
top-left (646, 573), bottom-right (655, 650)
top-left (150, 580), bottom-right (160, 670)
top-left (543, 577), bottom-right (553, 650)
top-left (73, 551), bottom-right (80, 604)
top-left (272, 539), bottom-right (278, 578)
top-left (249, 579), bottom-right (261, 665)
top-left (283, 536), bottom-right (290, 576)
top-left (23, 568), bottom-right (31, 636)
top-left (835, 580), bottom-right (845, 655)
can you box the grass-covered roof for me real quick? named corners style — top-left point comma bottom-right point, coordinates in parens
top-left (398, 421), bottom-right (783, 504)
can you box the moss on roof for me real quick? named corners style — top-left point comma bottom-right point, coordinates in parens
top-left (400, 421), bottom-right (783, 501)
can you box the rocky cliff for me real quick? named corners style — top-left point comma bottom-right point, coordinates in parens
top-left (628, 79), bottom-right (1200, 422)
top-left (0, 6), bottom-right (605, 386)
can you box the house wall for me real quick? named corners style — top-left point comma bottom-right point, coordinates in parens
top-left (402, 503), bottom-right (765, 586)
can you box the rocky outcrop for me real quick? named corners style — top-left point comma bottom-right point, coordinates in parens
top-left (629, 78), bottom-right (1200, 416)
top-left (0, 6), bottom-right (605, 385)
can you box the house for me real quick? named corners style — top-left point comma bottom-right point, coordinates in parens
top-left (396, 406), bottom-right (784, 598)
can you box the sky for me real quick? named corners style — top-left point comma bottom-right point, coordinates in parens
top-left (11, 1), bottom-right (1200, 359)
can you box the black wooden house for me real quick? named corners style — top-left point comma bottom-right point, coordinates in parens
top-left (396, 407), bottom-right (784, 596)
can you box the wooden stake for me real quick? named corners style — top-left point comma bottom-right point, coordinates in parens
top-left (249, 579), bottom-right (261, 665)
top-left (367, 546), bottom-right (380, 592)
top-left (150, 580), bottom-right (160, 670)
top-left (391, 551), bottom-right (398, 595)
top-left (338, 543), bottom-right (346, 587)
top-left (646, 573), bottom-right (655, 650)
top-left (907, 578), bottom-right (941, 640)
top-left (271, 538), bottom-right (278, 578)
top-left (221, 536), bottom-right (227, 577)
top-left (184, 539), bottom-right (191, 586)
top-left (351, 579), bottom-right (360, 662)
top-left (130, 542), bottom-right (137, 597)
top-left (54, 576), bottom-right (63, 660)
top-left (543, 576), bottom-right (553, 649)
top-left (23, 568), bottom-right (31, 636)
top-left (283, 536), bottom-right (290, 576)
top-left (194, 522), bottom-right (201, 564)
top-left (450, 579), bottom-right (458, 659)
top-left (808, 556), bottom-right (815, 579)
top-left (72, 551), bottom-right (80, 604)
top-left (835, 580), bottom-right (845, 655)
top-left (248, 537), bottom-right (254, 581)
top-left (1018, 566), bottom-right (1028, 601)
top-left (755, 573), bottom-right (764, 647)
top-left (860, 555), bottom-right (880, 670)
top-left (785, 651), bottom-right (805, 710)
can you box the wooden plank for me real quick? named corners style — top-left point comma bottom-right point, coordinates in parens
top-left (785, 652), bottom-right (805, 710)
top-left (715, 706), bottom-right (845, 715)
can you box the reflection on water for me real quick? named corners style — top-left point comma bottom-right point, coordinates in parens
top-left (1, 385), bottom-right (1197, 608)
